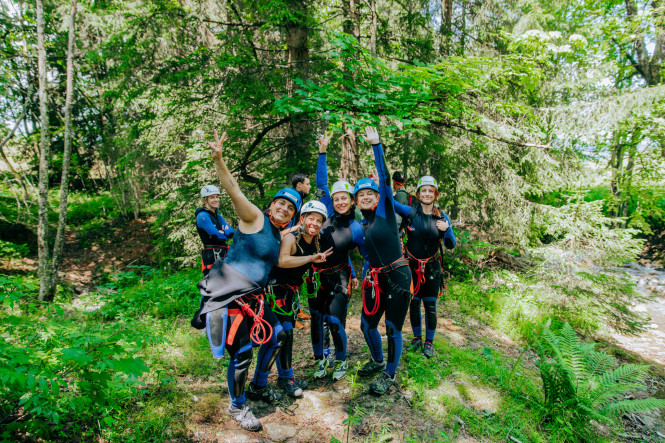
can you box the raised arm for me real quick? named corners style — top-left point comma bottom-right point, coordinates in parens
top-left (362, 127), bottom-right (395, 219)
top-left (208, 130), bottom-right (263, 230)
top-left (316, 133), bottom-right (334, 213)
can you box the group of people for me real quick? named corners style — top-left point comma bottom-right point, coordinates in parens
top-left (191, 127), bottom-right (456, 432)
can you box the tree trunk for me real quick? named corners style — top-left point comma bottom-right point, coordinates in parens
top-left (370, 0), bottom-right (377, 56)
top-left (340, 123), bottom-right (360, 182)
top-left (625, 0), bottom-right (664, 85)
top-left (50, 0), bottom-right (78, 297)
top-left (440, 0), bottom-right (452, 55)
top-left (36, 0), bottom-right (53, 301)
top-left (339, 0), bottom-right (361, 181)
top-left (284, 0), bottom-right (310, 176)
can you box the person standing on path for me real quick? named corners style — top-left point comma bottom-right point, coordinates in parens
top-left (310, 132), bottom-right (366, 381)
top-left (356, 127), bottom-right (413, 396)
top-left (403, 176), bottom-right (456, 358)
top-left (268, 200), bottom-right (331, 397)
top-left (196, 185), bottom-right (235, 275)
top-left (191, 130), bottom-right (328, 432)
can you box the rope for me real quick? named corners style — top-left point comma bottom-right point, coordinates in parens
top-left (236, 294), bottom-right (273, 345)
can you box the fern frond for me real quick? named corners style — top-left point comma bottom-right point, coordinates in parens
top-left (600, 398), bottom-right (665, 417)
top-left (597, 364), bottom-right (648, 390)
top-left (585, 350), bottom-right (616, 376)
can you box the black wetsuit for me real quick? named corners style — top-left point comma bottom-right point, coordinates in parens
top-left (360, 143), bottom-right (412, 377)
top-left (268, 231), bottom-right (317, 380)
top-left (404, 205), bottom-right (456, 342)
top-left (312, 153), bottom-right (367, 362)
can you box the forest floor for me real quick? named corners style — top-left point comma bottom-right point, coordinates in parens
top-left (3, 216), bottom-right (665, 442)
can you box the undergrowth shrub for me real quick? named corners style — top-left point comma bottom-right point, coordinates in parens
top-left (99, 266), bottom-right (201, 320)
top-left (0, 280), bottom-right (157, 441)
top-left (536, 322), bottom-right (665, 441)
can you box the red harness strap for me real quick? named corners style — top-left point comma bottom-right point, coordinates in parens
top-left (404, 247), bottom-right (440, 296)
top-left (313, 261), bottom-right (349, 275)
top-left (362, 257), bottom-right (409, 316)
top-left (235, 293), bottom-right (273, 345)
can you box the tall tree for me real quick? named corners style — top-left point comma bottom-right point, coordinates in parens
top-left (35, 0), bottom-right (78, 300)
top-left (36, 0), bottom-right (52, 301)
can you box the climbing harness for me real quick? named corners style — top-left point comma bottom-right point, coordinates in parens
top-left (200, 244), bottom-right (230, 273)
top-left (404, 247), bottom-right (441, 296)
top-left (362, 257), bottom-right (410, 316)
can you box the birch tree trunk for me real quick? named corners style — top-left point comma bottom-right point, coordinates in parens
top-left (36, 0), bottom-right (53, 301)
top-left (50, 0), bottom-right (78, 299)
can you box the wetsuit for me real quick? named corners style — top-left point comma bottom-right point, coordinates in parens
top-left (404, 205), bottom-right (456, 343)
top-left (192, 214), bottom-right (284, 409)
top-left (360, 143), bottom-right (413, 377)
top-left (268, 231), bottom-right (317, 380)
top-left (195, 207), bottom-right (235, 275)
top-left (311, 153), bottom-right (367, 362)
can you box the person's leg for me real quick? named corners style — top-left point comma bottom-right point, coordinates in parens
top-left (328, 290), bottom-right (350, 361)
top-left (359, 284), bottom-right (386, 376)
top-left (422, 262), bottom-right (442, 357)
top-left (251, 304), bottom-right (284, 388)
top-left (382, 267), bottom-right (412, 377)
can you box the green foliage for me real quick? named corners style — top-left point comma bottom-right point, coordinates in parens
top-left (536, 322), bottom-right (665, 441)
top-left (67, 192), bottom-right (122, 226)
top-left (98, 266), bottom-right (201, 320)
top-left (0, 293), bottom-right (155, 440)
top-left (0, 240), bottom-right (29, 259)
top-left (535, 195), bottom-right (644, 265)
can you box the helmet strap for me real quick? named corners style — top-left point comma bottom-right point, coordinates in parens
top-left (268, 208), bottom-right (289, 230)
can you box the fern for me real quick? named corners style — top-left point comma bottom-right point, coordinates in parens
top-left (536, 321), bottom-right (665, 441)
top-left (600, 398), bottom-right (665, 417)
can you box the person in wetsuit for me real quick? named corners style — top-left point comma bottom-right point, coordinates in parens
top-left (356, 127), bottom-right (413, 396)
top-left (268, 200), bottom-right (331, 397)
top-left (310, 133), bottom-right (366, 381)
top-left (196, 185), bottom-right (235, 275)
top-left (403, 176), bottom-right (456, 358)
top-left (191, 130), bottom-right (329, 432)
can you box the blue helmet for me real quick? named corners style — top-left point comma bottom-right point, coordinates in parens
top-left (354, 178), bottom-right (379, 195)
top-left (273, 188), bottom-right (302, 213)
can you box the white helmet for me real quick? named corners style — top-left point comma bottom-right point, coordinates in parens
top-left (416, 176), bottom-right (438, 191)
top-left (301, 200), bottom-right (328, 221)
top-left (331, 180), bottom-right (354, 196)
top-left (200, 185), bottom-right (221, 198)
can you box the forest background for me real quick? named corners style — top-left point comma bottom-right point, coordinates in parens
top-left (1, 0), bottom-right (665, 441)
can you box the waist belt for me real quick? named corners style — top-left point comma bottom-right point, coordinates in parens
top-left (362, 257), bottom-right (409, 316)
top-left (405, 247), bottom-right (440, 296)
top-left (313, 261), bottom-right (350, 275)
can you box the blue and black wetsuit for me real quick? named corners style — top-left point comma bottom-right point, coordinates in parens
top-left (311, 153), bottom-right (366, 362)
top-left (268, 231), bottom-right (317, 380)
top-left (360, 143), bottom-right (412, 377)
top-left (192, 214), bottom-right (284, 409)
top-left (404, 205), bottom-right (456, 343)
top-left (195, 207), bottom-right (235, 275)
